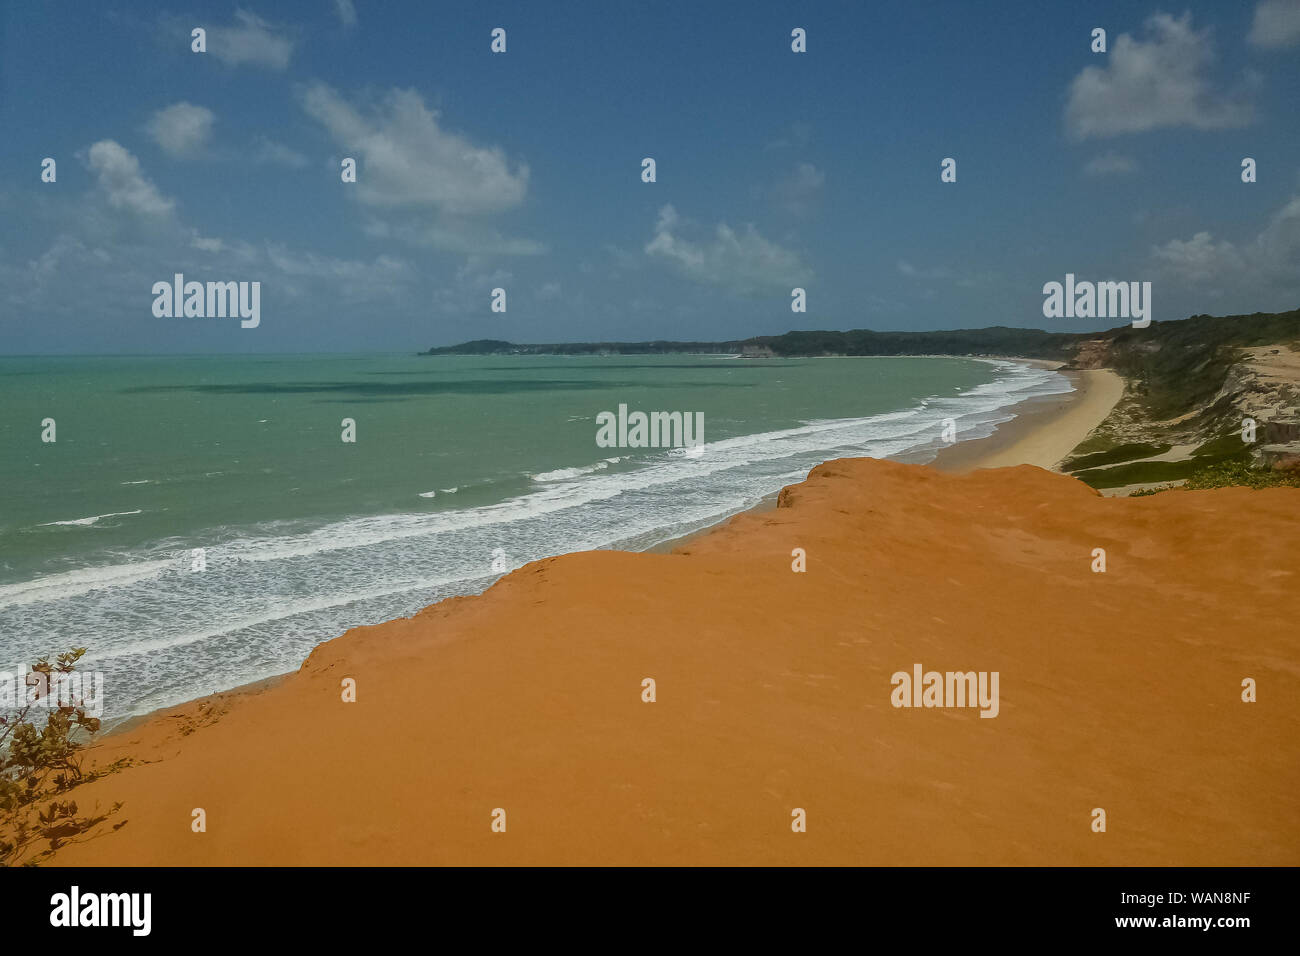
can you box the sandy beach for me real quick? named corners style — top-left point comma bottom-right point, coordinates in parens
top-left (20, 357), bottom-right (1297, 867)
top-left (931, 368), bottom-right (1125, 473)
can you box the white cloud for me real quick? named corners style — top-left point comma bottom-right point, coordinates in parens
top-left (1152, 196), bottom-right (1300, 291)
top-left (300, 83), bottom-right (536, 254)
top-left (644, 204), bottom-right (812, 295)
top-left (361, 217), bottom-right (544, 256)
top-left (147, 102), bottom-right (215, 157)
top-left (86, 140), bottom-right (175, 217)
top-left (334, 0), bottom-right (358, 28)
top-left (250, 136), bottom-right (308, 168)
top-left (1151, 231), bottom-right (1244, 281)
top-left (771, 162), bottom-right (825, 215)
top-left (301, 84), bottom-right (528, 214)
top-left (1248, 0), bottom-right (1300, 48)
top-left (26, 234), bottom-right (91, 286)
top-left (209, 10), bottom-right (294, 70)
top-left (1065, 13), bottom-right (1254, 139)
top-left (1084, 152), bottom-right (1138, 176)
top-left (265, 243), bottom-right (410, 282)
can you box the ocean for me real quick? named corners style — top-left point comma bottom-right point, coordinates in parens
top-left (0, 353), bottom-right (1070, 720)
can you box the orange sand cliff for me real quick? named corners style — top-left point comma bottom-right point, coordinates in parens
top-left (42, 459), bottom-right (1300, 865)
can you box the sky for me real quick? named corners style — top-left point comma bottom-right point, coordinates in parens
top-left (1, 0), bottom-right (1298, 354)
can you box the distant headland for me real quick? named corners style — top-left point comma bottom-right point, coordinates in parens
top-left (425, 307), bottom-right (1300, 364)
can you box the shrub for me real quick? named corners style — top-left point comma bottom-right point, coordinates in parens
top-left (1183, 459), bottom-right (1300, 490)
top-left (0, 649), bottom-right (124, 866)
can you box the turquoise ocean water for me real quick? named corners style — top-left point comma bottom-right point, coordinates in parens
top-left (0, 353), bottom-right (1069, 719)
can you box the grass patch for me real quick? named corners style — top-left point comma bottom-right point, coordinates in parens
top-left (1191, 431), bottom-right (1252, 458)
top-left (1062, 442), bottom-right (1171, 472)
top-left (1073, 441), bottom-right (1255, 489)
top-left (1068, 433), bottom-right (1119, 457)
top-left (1072, 458), bottom-right (1202, 489)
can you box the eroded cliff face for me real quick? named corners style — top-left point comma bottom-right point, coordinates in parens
top-left (1066, 339), bottom-right (1114, 370)
top-left (1227, 346), bottom-right (1300, 419)
top-left (1068, 338), bottom-right (1300, 444)
top-left (1229, 346), bottom-right (1300, 469)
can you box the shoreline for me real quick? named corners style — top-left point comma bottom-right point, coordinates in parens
top-left (647, 363), bottom-right (1123, 555)
top-left (928, 368), bottom-right (1124, 473)
top-left (90, 358), bottom-right (1114, 743)
top-left (102, 360), bottom-right (1124, 740)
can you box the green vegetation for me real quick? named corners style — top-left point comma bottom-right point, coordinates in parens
top-left (1068, 433), bottom-right (1119, 456)
top-left (1094, 311), bottom-right (1300, 420)
top-left (1, 649), bottom-right (125, 866)
top-left (1183, 460), bottom-right (1300, 490)
top-left (1072, 458), bottom-right (1204, 489)
top-left (1068, 429), bottom-right (1264, 490)
top-left (427, 326), bottom-right (1080, 357)
top-left (1128, 460), bottom-right (1300, 495)
top-left (1190, 430), bottom-right (1251, 458)
top-left (426, 309), bottom-right (1300, 378)
top-left (749, 326), bottom-right (1076, 359)
top-left (1061, 442), bottom-right (1171, 472)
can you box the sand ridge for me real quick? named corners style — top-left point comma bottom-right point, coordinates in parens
top-left (37, 458), bottom-right (1300, 866)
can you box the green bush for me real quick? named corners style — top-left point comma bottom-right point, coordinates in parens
top-left (1184, 459), bottom-right (1300, 490)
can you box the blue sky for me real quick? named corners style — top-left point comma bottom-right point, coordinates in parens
top-left (1, 0), bottom-right (1298, 353)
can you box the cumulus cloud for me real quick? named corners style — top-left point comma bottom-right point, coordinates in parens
top-left (1065, 13), bottom-right (1254, 139)
top-left (644, 204), bottom-right (812, 295)
top-left (1248, 0), bottom-right (1300, 48)
top-left (1151, 231), bottom-right (1245, 281)
top-left (1084, 152), bottom-right (1138, 176)
top-left (209, 9), bottom-right (295, 70)
top-left (147, 102), bottom-right (215, 157)
top-left (14, 139), bottom-right (414, 318)
top-left (1152, 196), bottom-right (1300, 293)
top-left (86, 140), bottom-right (175, 217)
top-left (301, 84), bottom-right (528, 214)
top-left (300, 83), bottom-right (536, 254)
